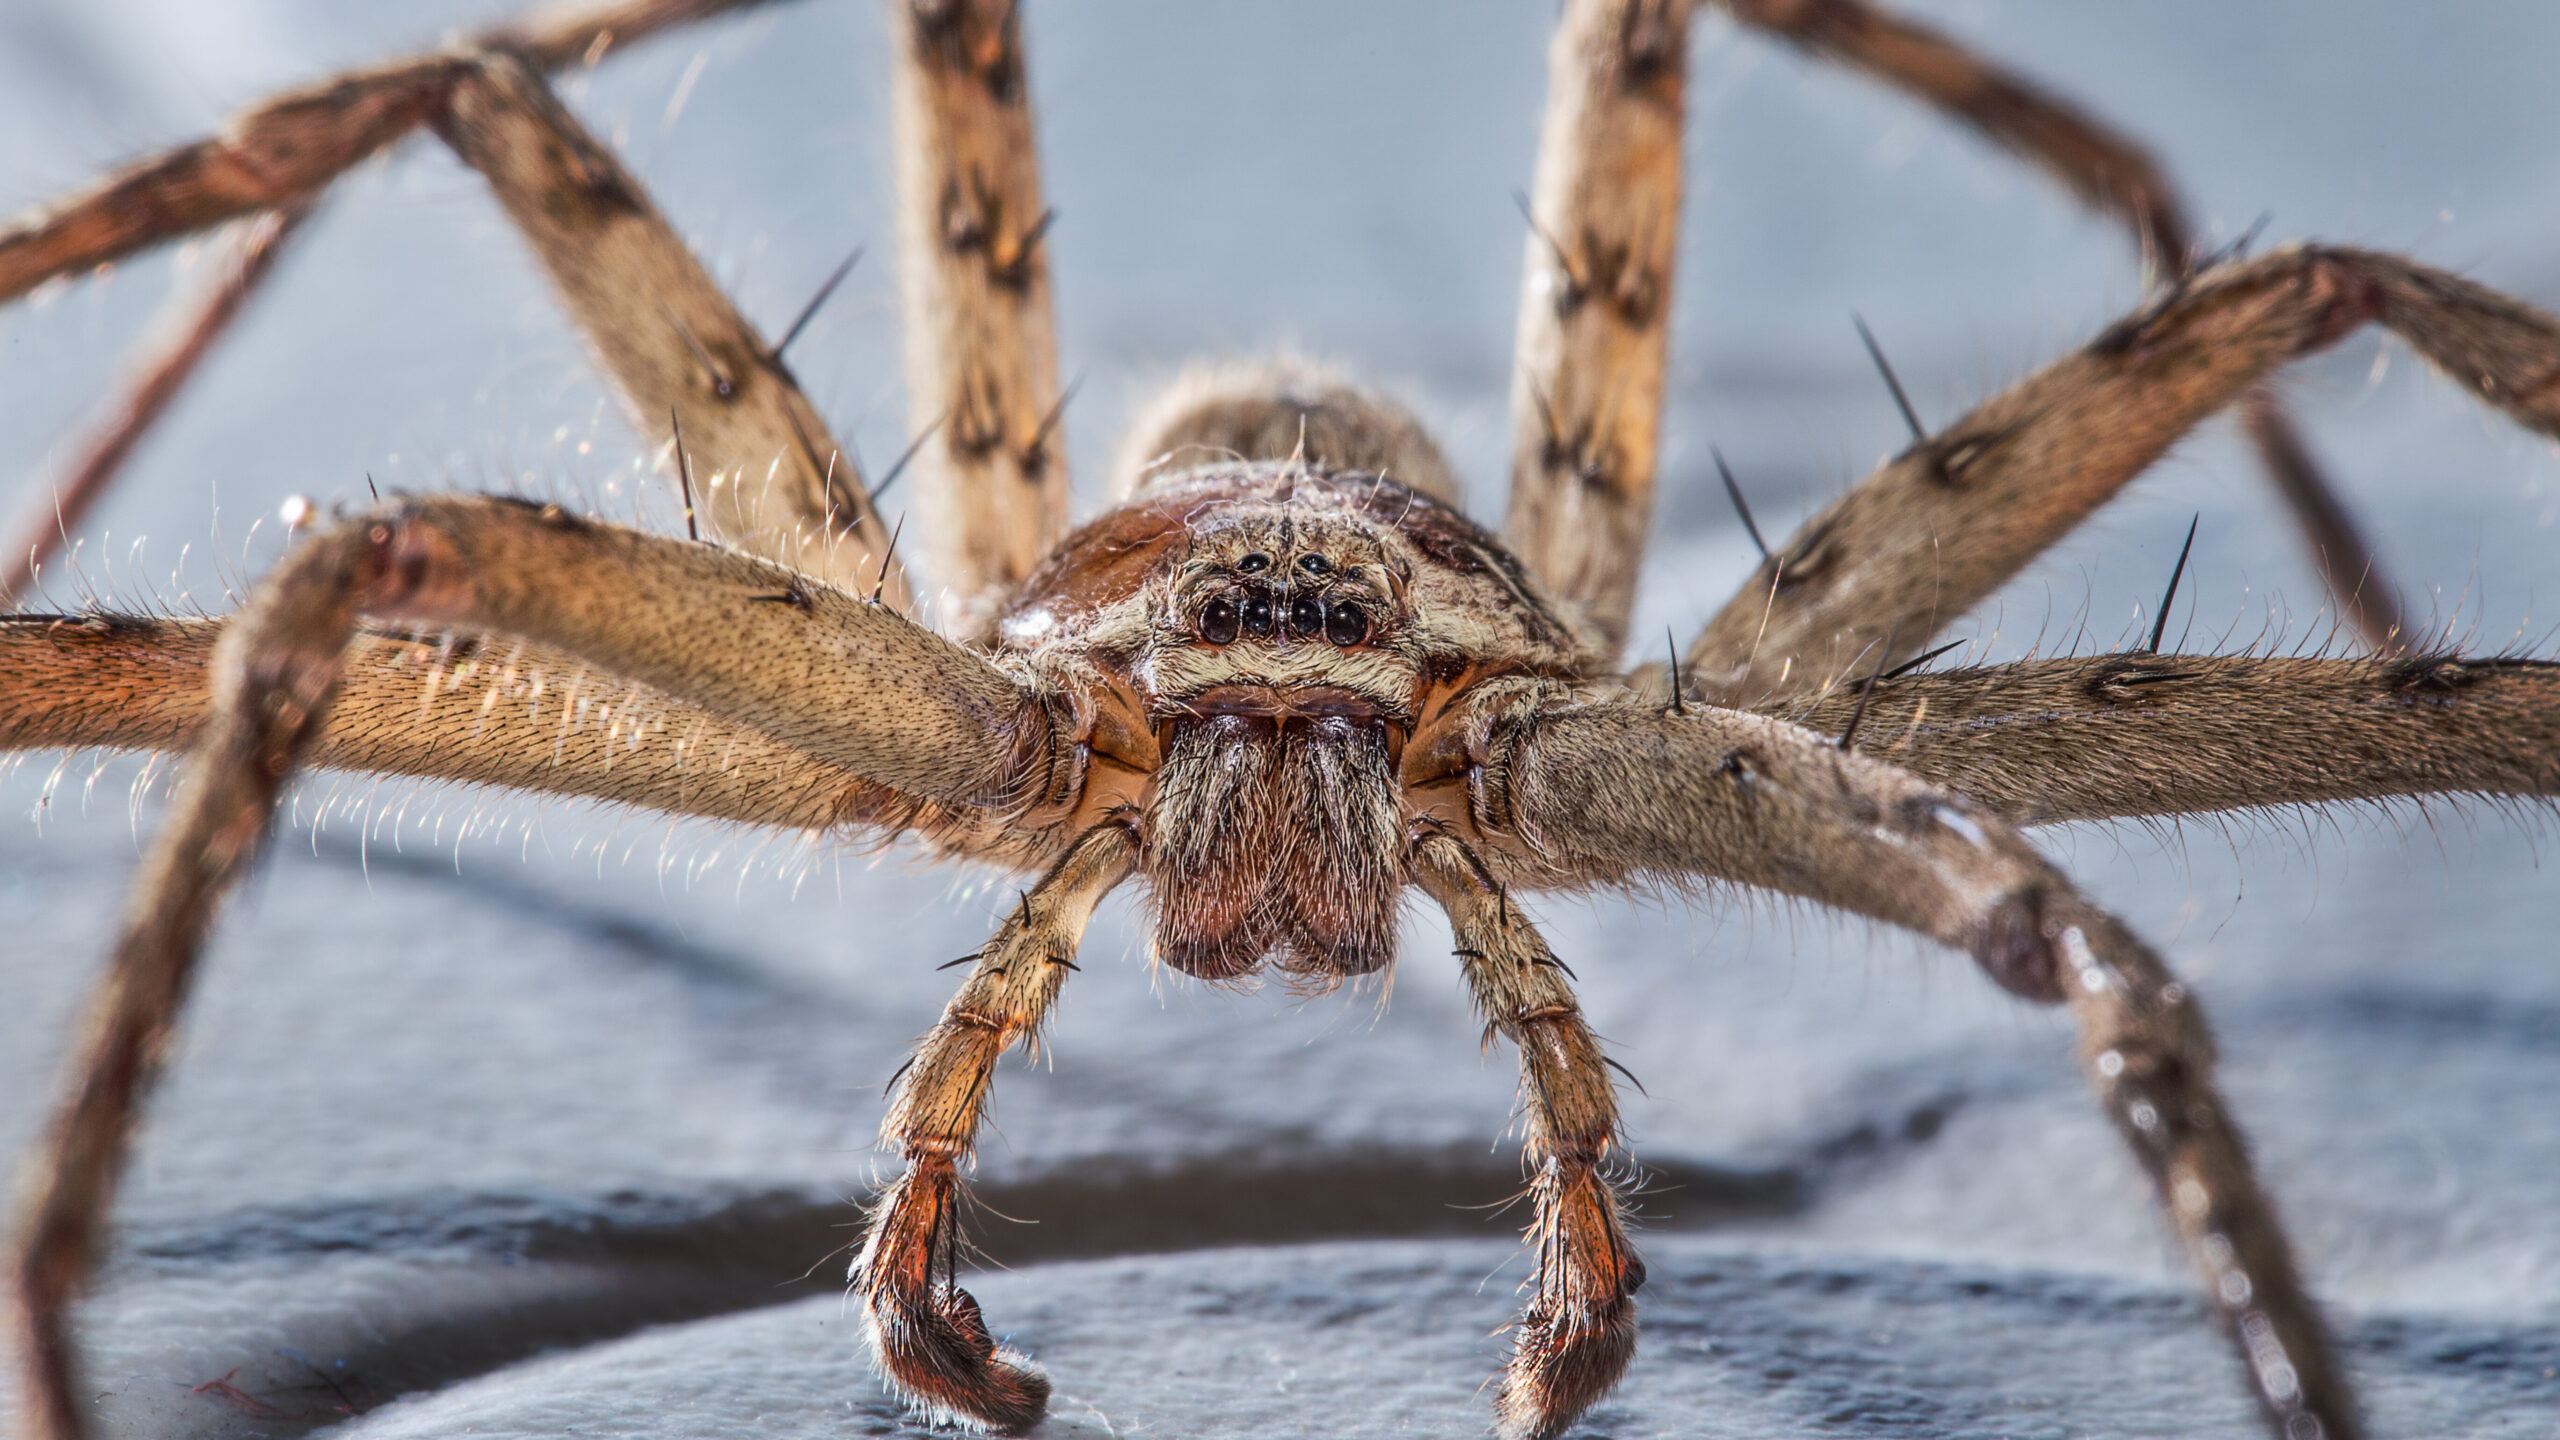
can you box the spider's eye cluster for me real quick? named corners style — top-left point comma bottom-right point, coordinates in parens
top-left (1193, 552), bottom-right (1371, 648)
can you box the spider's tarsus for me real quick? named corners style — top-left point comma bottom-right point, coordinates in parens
top-left (773, 242), bottom-right (864, 360)
top-left (1882, 638), bottom-right (1964, 680)
top-left (1852, 313), bottom-right (1926, 443)
top-left (1836, 621), bottom-right (1902, 751)
top-left (670, 408), bottom-right (701, 543)
top-left (2142, 513), bottom-right (2200, 654)
top-left (1713, 446), bottom-right (1768, 559)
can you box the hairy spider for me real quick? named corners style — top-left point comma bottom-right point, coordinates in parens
top-left (4, 3), bottom-right (2558, 1439)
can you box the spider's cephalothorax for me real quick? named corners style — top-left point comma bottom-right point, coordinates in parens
top-left (996, 461), bottom-right (1591, 980)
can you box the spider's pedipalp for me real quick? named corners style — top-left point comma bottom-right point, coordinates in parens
top-left (1475, 699), bottom-right (2362, 1438)
top-left (854, 822), bottom-right (1138, 1435)
top-left (1413, 833), bottom-right (1641, 1440)
top-left (1687, 247), bottom-right (2560, 704)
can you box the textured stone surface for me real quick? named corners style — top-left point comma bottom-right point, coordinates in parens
top-left (4, 3), bottom-right (2558, 1437)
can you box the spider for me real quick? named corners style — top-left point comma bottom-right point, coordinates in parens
top-left (4, 2), bottom-right (2558, 1438)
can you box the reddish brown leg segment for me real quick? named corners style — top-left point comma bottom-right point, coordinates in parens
top-left (1412, 832), bottom-right (1640, 1440)
top-left (852, 823), bottom-right (1137, 1433)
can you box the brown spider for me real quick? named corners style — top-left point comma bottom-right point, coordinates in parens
top-left (4, 2), bottom-right (2558, 1438)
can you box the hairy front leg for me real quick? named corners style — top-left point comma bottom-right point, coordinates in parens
top-left (852, 822), bottom-right (1136, 1433)
top-left (1476, 698), bottom-right (2361, 1440)
top-left (434, 49), bottom-right (907, 603)
top-left (1504, 0), bottom-right (1695, 652)
top-left (1411, 833), bottom-right (1641, 1440)
top-left (1, 613), bottom-right (884, 830)
top-left (1687, 247), bottom-right (2560, 703)
top-left (6, 498), bottom-right (1058, 1440)
top-left (1782, 652), bottom-right (2560, 825)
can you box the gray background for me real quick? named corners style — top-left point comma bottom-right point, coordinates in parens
top-left (3, 2), bottom-right (2557, 1436)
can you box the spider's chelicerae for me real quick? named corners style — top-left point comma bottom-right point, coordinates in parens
top-left (5, 2), bottom-right (2559, 1438)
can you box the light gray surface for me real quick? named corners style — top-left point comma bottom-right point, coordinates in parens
top-left (4, 2), bottom-right (2558, 1436)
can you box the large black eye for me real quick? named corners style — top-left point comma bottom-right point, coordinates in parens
top-left (1199, 596), bottom-right (1239, 644)
top-left (1236, 552), bottom-right (1271, 574)
top-left (1240, 593), bottom-right (1275, 636)
top-left (1324, 601), bottom-right (1368, 647)
top-left (1287, 594), bottom-right (1324, 638)
top-left (1296, 553), bottom-right (1332, 575)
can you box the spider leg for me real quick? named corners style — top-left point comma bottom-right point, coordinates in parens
top-left (1783, 653), bottom-right (2560, 825)
top-left (434, 48), bottom-right (908, 604)
top-left (0, 613), bottom-right (894, 831)
top-left (1474, 697), bottom-right (2363, 1440)
top-left (1412, 833), bottom-right (1640, 1440)
top-left (852, 821), bottom-right (1137, 1435)
top-left (0, 200), bottom-right (311, 604)
top-left (1503, 0), bottom-right (1695, 653)
top-left (1712, 0), bottom-right (2406, 650)
top-left (892, 0), bottom-right (1071, 637)
top-left (1686, 247), bottom-right (2560, 703)
top-left (0, 0), bottom-right (764, 305)
top-left (6, 497), bottom-right (1063, 1440)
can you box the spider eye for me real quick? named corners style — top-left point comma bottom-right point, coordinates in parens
top-left (1240, 593), bottom-right (1275, 636)
top-left (1324, 601), bottom-right (1368, 647)
top-left (1236, 552), bottom-right (1271, 574)
top-left (1199, 596), bottom-right (1240, 644)
top-left (1296, 553), bottom-right (1331, 575)
top-left (1287, 594), bottom-right (1325, 638)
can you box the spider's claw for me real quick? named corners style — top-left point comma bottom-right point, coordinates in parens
top-left (862, 1284), bottom-right (1051, 1435)
top-left (1495, 1290), bottom-right (1640, 1440)
top-left (854, 1158), bottom-right (1053, 1435)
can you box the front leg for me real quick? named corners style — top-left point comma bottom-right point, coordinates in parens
top-left (853, 822), bottom-right (1136, 1433)
top-left (1412, 832), bottom-right (1641, 1440)
top-left (1475, 698), bottom-right (2361, 1440)
top-left (6, 498), bottom-right (1060, 1440)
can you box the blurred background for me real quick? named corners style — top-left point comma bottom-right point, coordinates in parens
top-left (3, 2), bottom-right (2556, 1435)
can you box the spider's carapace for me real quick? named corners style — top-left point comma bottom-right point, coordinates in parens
top-left (992, 461), bottom-right (1593, 980)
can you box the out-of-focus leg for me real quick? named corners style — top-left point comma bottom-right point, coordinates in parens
top-left (435, 50), bottom-right (909, 604)
top-left (1503, 0), bottom-right (1695, 653)
top-left (892, 0), bottom-right (1071, 636)
top-left (0, 0), bottom-right (772, 304)
top-left (1713, 0), bottom-right (2406, 649)
top-left (1685, 248), bottom-right (2560, 703)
